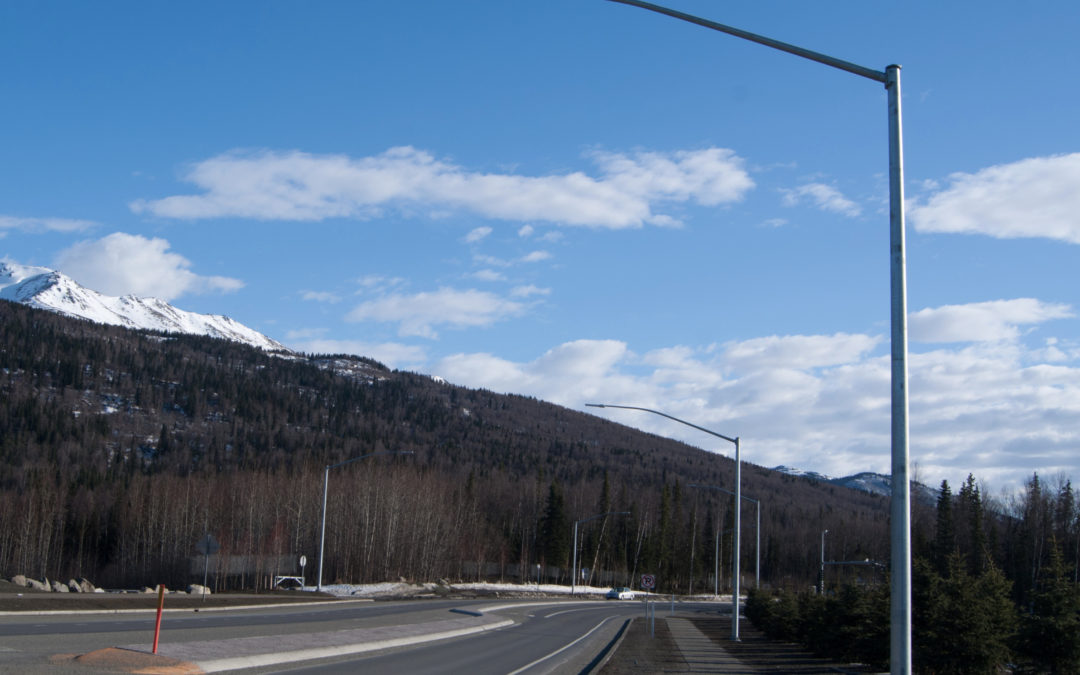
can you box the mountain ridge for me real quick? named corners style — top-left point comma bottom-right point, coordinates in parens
top-left (773, 465), bottom-right (939, 502)
top-left (0, 261), bottom-right (287, 353)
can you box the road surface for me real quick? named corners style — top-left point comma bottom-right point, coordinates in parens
top-left (0, 596), bottom-right (643, 673)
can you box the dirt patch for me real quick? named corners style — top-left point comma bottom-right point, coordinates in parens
top-left (70, 647), bottom-right (203, 674)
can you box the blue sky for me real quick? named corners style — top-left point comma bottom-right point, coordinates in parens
top-left (3, 1), bottom-right (1079, 494)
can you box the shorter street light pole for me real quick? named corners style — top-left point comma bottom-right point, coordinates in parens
top-left (690, 484), bottom-right (761, 589)
top-left (572, 511), bottom-right (630, 595)
top-left (587, 403), bottom-right (743, 641)
top-left (820, 529), bottom-right (829, 595)
top-left (317, 450), bottom-right (414, 592)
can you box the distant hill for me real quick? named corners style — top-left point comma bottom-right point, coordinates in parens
top-left (0, 299), bottom-right (903, 591)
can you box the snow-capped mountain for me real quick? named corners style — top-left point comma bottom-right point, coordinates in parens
top-left (772, 465), bottom-right (832, 483)
top-left (773, 465), bottom-right (939, 503)
top-left (0, 262), bottom-right (287, 352)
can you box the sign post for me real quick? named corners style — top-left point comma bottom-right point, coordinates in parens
top-left (196, 533), bottom-right (220, 601)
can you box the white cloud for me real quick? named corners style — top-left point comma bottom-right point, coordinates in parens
top-left (301, 291), bottom-right (341, 303)
top-left (781, 183), bottom-right (862, 217)
top-left (518, 225), bottom-right (534, 238)
top-left (722, 333), bottom-right (882, 370)
top-left (469, 269), bottom-right (505, 282)
top-left (432, 309), bottom-right (1080, 493)
top-left (436, 339), bottom-right (636, 404)
top-left (909, 153), bottom-right (1080, 243)
top-left (345, 287), bottom-right (525, 338)
top-left (130, 146), bottom-right (754, 228)
top-left (510, 285), bottom-right (550, 298)
top-left (473, 251), bottom-right (551, 267)
top-left (0, 214), bottom-right (96, 233)
top-left (474, 254), bottom-right (511, 268)
top-left (356, 275), bottom-right (405, 293)
top-left (465, 226), bottom-right (492, 243)
top-left (909, 298), bottom-right (1073, 343)
top-left (53, 232), bottom-right (243, 300)
top-left (520, 250), bottom-right (551, 263)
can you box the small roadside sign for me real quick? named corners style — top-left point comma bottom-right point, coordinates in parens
top-left (196, 534), bottom-right (220, 556)
top-left (641, 573), bottom-right (656, 590)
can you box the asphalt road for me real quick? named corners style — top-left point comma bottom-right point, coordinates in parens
top-left (274, 603), bottom-right (638, 674)
top-left (0, 597), bottom-right (641, 673)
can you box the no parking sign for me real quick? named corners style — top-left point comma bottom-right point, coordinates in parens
top-left (640, 573), bottom-right (656, 590)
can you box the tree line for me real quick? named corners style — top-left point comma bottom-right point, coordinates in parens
top-left (748, 473), bottom-right (1080, 673)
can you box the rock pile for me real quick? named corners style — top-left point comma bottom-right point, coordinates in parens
top-left (5, 575), bottom-right (101, 593)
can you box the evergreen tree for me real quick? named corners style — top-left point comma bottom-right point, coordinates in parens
top-left (1056, 480), bottom-right (1077, 584)
top-left (538, 481), bottom-right (570, 575)
top-left (957, 474), bottom-right (987, 575)
top-left (1018, 539), bottom-right (1080, 674)
top-left (933, 480), bottom-right (956, 576)
top-left (914, 552), bottom-right (1014, 674)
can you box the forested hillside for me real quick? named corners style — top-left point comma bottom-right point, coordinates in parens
top-left (3, 299), bottom-right (1064, 602)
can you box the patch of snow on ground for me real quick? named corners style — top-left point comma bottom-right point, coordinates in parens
top-left (301, 581), bottom-right (696, 599)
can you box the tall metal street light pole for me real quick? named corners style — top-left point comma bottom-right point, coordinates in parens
top-left (603, 3), bottom-right (911, 671)
top-left (587, 403), bottom-right (743, 641)
top-left (571, 511), bottom-right (630, 595)
top-left (690, 484), bottom-right (761, 590)
top-left (317, 450), bottom-right (414, 592)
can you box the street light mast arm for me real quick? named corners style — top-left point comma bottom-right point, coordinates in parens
top-left (579, 511), bottom-right (631, 525)
top-left (587, 403), bottom-right (737, 446)
top-left (688, 483), bottom-right (758, 505)
top-left (605, 0), bottom-right (887, 84)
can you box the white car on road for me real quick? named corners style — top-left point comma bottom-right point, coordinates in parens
top-left (606, 587), bottom-right (635, 600)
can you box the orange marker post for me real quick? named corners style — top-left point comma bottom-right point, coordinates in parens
top-left (152, 585), bottom-right (165, 654)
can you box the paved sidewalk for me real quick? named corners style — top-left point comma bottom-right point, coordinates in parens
top-left (665, 617), bottom-right (757, 673)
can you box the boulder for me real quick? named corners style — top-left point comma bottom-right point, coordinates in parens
top-left (77, 577), bottom-right (96, 593)
top-left (11, 574), bottom-right (28, 587)
top-left (187, 584), bottom-right (211, 596)
top-left (51, 580), bottom-right (69, 593)
top-left (25, 578), bottom-right (50, 592)
top-left (67, 579), bottom-right (82, 593)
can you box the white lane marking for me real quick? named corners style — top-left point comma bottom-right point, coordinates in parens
top-left (506, 616), bottom-right (614, 675)
top-left (543, 607), bottom-right (597, 619)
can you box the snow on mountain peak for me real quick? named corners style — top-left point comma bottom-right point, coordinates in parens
top-left (0, 261), bottom-right (287, 352)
